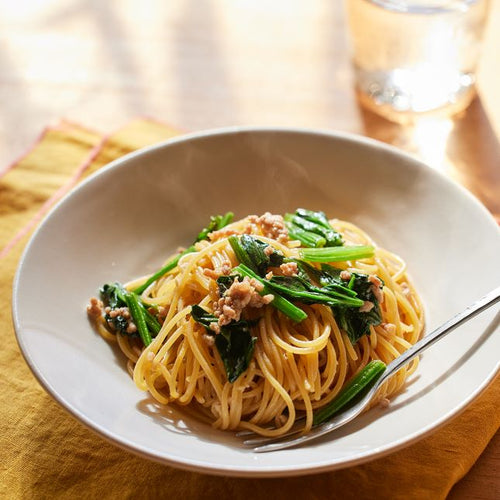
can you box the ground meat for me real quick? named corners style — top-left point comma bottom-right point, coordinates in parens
top-left (126, 322), bottom-right (137, 334)
top-left (214, 276), bottom-right (274, 326)
top-left (369, 275), bottom-right (384, 304)
top-left (264, 245), bottom-right (275, 256)
top-left (202, 333), bottom-right (215, 346)
top-left (107, 307), bottom-right (130, 319)
top-left (382, 322), bottom-right (396, 335)
top-left (340, 270), bottom-right (352, 281)
top-left (101, 304), bottom-right (138, 333)
top-left (250, 278), bottom-right (265, 292)
top-left (87, 297), bottom-right (103, 318)
top-left (208, 228), bottom-right (240, 241)
top-left (279, 262), bottom-right (298, 276)
top-left (220, 263), bottom-right (232, 275)
top-left (359, 300), bottom-right (375, 313)
top-left (209, 323), bottom-right (221, 334)
top-left (248, 212), bottom-right (289, 243)
top-left (203, 262), bottom-right (232, 280)
top-left (203, 268), bottom-right (220, 279)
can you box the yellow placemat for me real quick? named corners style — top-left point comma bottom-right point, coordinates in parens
top-left (0, 118), bottom-right (498, 499)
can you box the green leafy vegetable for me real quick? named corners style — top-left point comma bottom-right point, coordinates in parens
top-left (191, 305), bottom-right (257, 383)
top-left (100, 282), bottom-right (127, 309)
top-left (124, 291), bottom-right (152, 346)
top-left (285, 222), bottom-right (326, 248)
top-left (106, 312), bottom-right (129, 334)
top-left (133, 254), bottom-right (187, 295)
top-left (230, 260), bottom-right (363, 311)
top-left (299, 245), bottom-right (374, 262)
top-left (216, 275), bottom-right (236, 296)
top-left (228, 234), bottom-right (283, 276)
top-left (294, 261), bottom-right (358, 297)
top-left (231, 257), bottom-right (383, 344)
top-left (100, 282), bottom-right (129, 334)
top-left (195, 212), bottom-right (234, 242)
top-left (141, 304), bottom-right (162, 336)
top-left (133, 212), bottom-right (234, 294)
top-left (330, 271), bottom-right (384, 344)
top-left (266, 275), bottom-right (364, 308)
top-left (215, 329), bottom-right (257, 384)
top-left (313, 360), bottom-right (386, 425)
top-left (190, 304), bottom-right (218, 329)
top-left (228, 235), bottom-right (255, 270)
top-left (285, 209), bottom-right (343, 248)
top-left (309, 264), bottom-right (384, 344)
top-left (100, 282), bottom-right (160, 345)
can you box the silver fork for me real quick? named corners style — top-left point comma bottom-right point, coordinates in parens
top-left (244, 285), bottom-right (500, 453)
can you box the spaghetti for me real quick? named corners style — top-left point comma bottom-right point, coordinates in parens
top-left (88, 210), bottom-right (424, 437)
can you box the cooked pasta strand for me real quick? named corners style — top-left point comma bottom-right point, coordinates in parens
top-left (91, 215), bottom-right (424, 437)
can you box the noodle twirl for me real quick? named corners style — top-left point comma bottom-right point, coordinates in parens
top-left (87, 210), bottom-right (424, 437)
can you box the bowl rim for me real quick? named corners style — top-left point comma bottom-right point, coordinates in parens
top-left (11, 125), bottom-right (500, 477)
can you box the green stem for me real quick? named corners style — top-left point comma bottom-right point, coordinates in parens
top-left (140, 304), bottom-right (161, 336)
top-left (124, 292), bottom-right (152, 346)
top-left (285, 221), bottom-right (326, 248)
top-left (228, 235), bottom-right (255, 270)
top-left (285, 213), bottom-right (341, 246)
top-left (265, 280), bottom-right (364, 308)
top-left (313, 360), bottom-right (386, 425)
top-left (133, 245), bottom-right (195, 295)
top-left (322, 283), bottom-right (358, 298)
top-left (300, 245), bottom-right (374, 263)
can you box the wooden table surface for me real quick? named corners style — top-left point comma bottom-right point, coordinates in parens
top-left (1, 1), bottom-right (498, 497)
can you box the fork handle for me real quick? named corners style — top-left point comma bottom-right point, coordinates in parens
top-left (379, 285), bottom-right (500, 385)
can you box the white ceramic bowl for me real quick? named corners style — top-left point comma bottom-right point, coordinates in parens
top-left (12, 127), bottom-right (500, 477)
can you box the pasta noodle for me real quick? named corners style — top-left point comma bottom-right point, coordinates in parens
top-left (88, 212), bottom-right (424, 437)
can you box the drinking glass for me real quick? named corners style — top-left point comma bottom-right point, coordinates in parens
top-left (344, 0), bottom-right (491, 122)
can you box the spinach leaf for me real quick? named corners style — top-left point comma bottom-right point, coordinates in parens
top-left (267, 261), bottom-right (384, 345)
top-left (294, 260), bottom-right (341, 286)
top-left (285, 208), bottom-right (343, 247)
top-left (100, 282), bottom-right (132, 336)
top-left (100, 282), bottom-right (160, 342)
top-left (215, 327), bottom-right (257, 384)
top-left (191, 304), bottom-right (218, 329)
top-left (335, 306), bottom-right (381, 344)
top-left (107, 314), bottom-right (130, 335)
top-left (100, 282), bottom-right (127, 309)
top-left (195, 212), bottom-right (234, 242)
top-left (229, 234), bottom-right (284, 276)
top-left (191, 305), bottom-right (257, 383)
top-left (331, 272), bottom-right (384, 344)
top-left (267, 275), bottom-right (363, 308)
top-left (216, 275), bottom-right (236, 295)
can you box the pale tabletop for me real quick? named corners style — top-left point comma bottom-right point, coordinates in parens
top-left (1, 0), bottom-right (498, 497)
